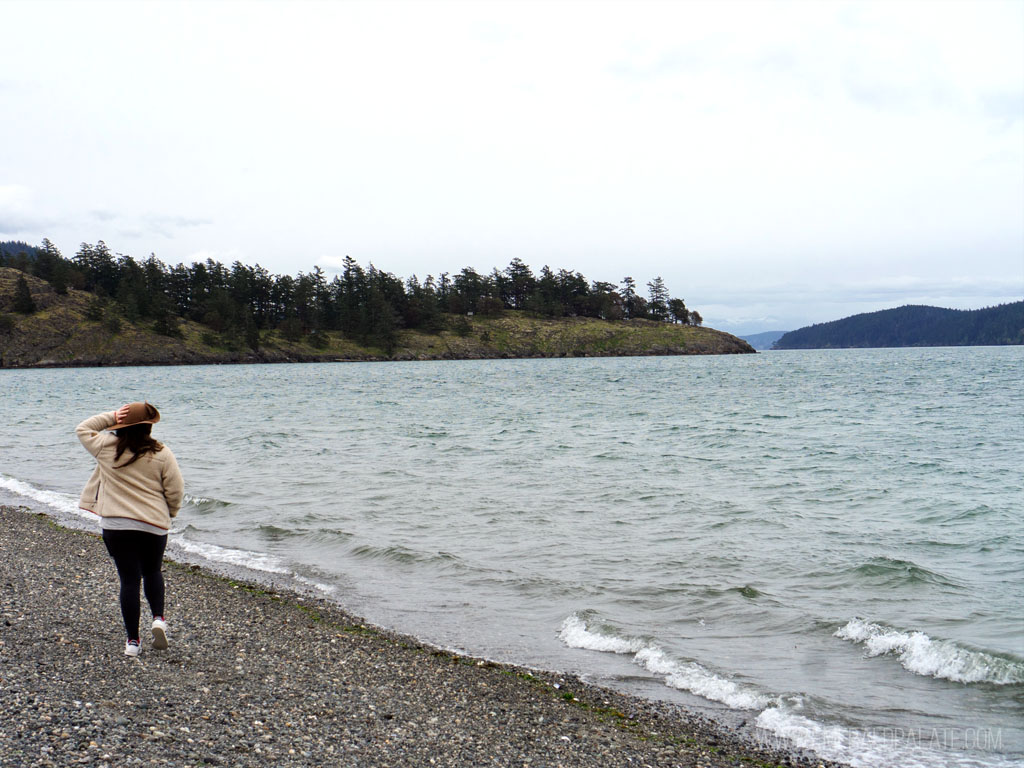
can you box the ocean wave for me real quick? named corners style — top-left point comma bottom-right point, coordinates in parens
top-left (834, 618), bottom-right (1024, 685)
top-left (559, 613), bottom-right (1017, 767)
top-left (732, 585), bottom-right (762, 599)
top-left (916, 504), bottom-right (996, 525)
top-left (849, 556), bottom-right (963, 589)
top-left (256, 524), bottom-right (300, 541)
top-left (0, 475), bottom-right (92, 520)
top-left (0, 476), bottom-right (241, 532)
top-left (294, 573), bottom-right (337, 595)
top-left (558, 614), bottom-right (770, 710)
top-left (0, 474), bottom-right (320, 591)
top-left (171, 536), bottom-right (291, 575)
top-left (349, 543), bottom-right (461, 568)
top-left (184, 494), bottom-right (231, 514)
top-left (559, 613), bottom-right (646, 654)
top-left (255, 523), bottom-right (356, 547)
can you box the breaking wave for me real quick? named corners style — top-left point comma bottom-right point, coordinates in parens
top-left (560, 612), bottom-right (1023, 767)
top-left (835, 618), bottom-right (1024, 685)
top-left (559, 613), bottom-right (770, 710)
top-left (0, 474), bottom-right (92, 520)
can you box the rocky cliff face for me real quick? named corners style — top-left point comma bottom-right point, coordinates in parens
top-left (0, 268), bottom-right (753, 367)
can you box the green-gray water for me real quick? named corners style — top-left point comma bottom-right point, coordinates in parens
top-left (2, 347), bottom-right (1021, 767)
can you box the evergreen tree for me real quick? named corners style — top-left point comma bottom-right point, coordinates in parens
top-left (167, 264), bottom-right (192, 316)
top-left (74, 241), bottom-right (118, 296)
top-left (557, 270), bottom-right (590, 316)
top-left (250, 264), bottom-right (275, 328)
top-left (243, 309), bottom-right (260, 350)
top-left (153, 310), bottom-right (183, 338)
top-left (86, 295), bottom-right (106, 321)
top-left (365, 281), bottom-right (399, 353)
top-left (529, 266), bottom-right (561, 316)
top-left (36, 239), bottom-right (68, 294)
top-left (647, 276), bottom-right (669, 321)
top-left (115, 254), bottom-right (147, 321)
top-left (668, 298), bottom-right (689, 324)
top-left (588, 281), bottom-right (623, 320)
top-left (270, 273), bottom-right (295, 329)
top-left (504, 258), bottom-right (535, 309)
top-left (13, 275), bottom-right (36, 313)
top-left (335, 256), bottom-right (365, 336)
top-left (621, 277), bottom-right (640, 318)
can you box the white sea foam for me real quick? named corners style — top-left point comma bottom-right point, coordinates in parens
top-left (559, 614), bottom-right (770, 710)
top-left (171, 537), bottom-right (291, 575)
top-left (560, 613), bottom-right (1018, 767)
top-left (561, 618), bottom-right (1024, 768)
top-left (0, 475), bottom-right (93, 520)
top-left (559, 613), bottom-right (646, 654)
top-left (663, 661), bottom-right (770, 710)
top-left (295, 575), bottom-right (336, 595)
top-left (1, 474), bottom-right (295, 579)
top-left (835, 618), bottom-right (1024, 685)
top-left (756, 705), bottom-right (1022, 768)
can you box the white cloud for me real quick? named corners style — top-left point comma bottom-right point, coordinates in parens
top-left (0, 185), bottom-right (55, 234)
top-left (0, 0), bottom-right (1020, 332)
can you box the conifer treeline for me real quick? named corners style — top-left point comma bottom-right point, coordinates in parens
top-left (0, 239), bottom-right (702, 351)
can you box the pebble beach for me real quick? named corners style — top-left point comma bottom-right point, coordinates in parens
top-left (0, 506), bottom-right (841, 768)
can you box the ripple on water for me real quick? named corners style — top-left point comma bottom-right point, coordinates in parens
top-left (847, 556), bottom-right (966, 590)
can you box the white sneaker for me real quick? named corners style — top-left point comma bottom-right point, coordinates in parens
top-left (151, 617), bottom-right (168, 650)
top-left (124, 639), bottom-right (141, 657)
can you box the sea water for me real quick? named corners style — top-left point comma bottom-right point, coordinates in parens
top-left (1, 348), bottom-right (1021, 768)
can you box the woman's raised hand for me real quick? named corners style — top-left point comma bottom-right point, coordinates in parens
top-left (115, 404), bottom-right (132, 425)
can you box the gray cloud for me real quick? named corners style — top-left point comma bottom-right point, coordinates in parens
top-left (0, 213), bottom-right (57, 236)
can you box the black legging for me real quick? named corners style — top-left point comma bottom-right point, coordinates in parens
top-left (102, 529), bottom-right (167, 641)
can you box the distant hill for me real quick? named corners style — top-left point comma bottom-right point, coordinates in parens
top-left (0, 240), bottom-right (41, 266)
top-left (773, 302), bottom-right (1024, 349)
top-left (739, 331), bottom-right (788, 350)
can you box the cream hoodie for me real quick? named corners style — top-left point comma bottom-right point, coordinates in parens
top-left (76, 412), bottom-right (184, 531)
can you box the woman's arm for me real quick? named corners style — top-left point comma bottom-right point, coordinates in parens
top-left (75, 411), bottom-right (119, 457)
top-left (162, 450), bottom-right (185, 518)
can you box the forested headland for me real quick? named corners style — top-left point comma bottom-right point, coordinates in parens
top-left (0, 239), bottom-right (753, 367)
top-left (773, 303), bottom-right (1024, 349)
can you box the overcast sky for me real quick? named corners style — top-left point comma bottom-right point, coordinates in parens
top-left (1, 0), bottom-right (1021, 333)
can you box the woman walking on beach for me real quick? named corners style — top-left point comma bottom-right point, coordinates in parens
top-left (77, 402), bottom-right (184, 657)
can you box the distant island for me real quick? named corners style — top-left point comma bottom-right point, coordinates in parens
top-left (0, 240), bottom-right (753, 367)
top-left (739, 331), bottom-right (788, 350)
top-left (773, 302), bottom-right (1024, 349)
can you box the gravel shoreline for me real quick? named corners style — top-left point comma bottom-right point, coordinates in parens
top-left (1, 505), bottom-right (843, 768)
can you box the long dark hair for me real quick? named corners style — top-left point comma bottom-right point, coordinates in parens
top-left (114, 423), bottom-right (164, 468)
